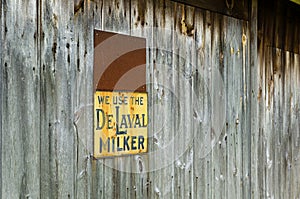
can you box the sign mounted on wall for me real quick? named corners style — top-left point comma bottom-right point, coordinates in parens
top-left (94, 30), bottom-right (147, 158)
top-left (94, 91), bottom-right (147, 157)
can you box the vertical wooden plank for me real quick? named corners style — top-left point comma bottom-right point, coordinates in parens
top-left (73, 0), bottom-right (95, 198)
top-left (277, 48), bottom-right (284, 199)
top-left (275, 48), bottom-right (285, 199)
top-left (151, 0), bottom-right (164, 197)
top-left (224, 15), bottom-right (233, 199)
top-left (173, 3), bottom-right (188, 198)
top-left (270, 47), bottom-right (280, 199)
top-left (150, 0), bottom-right (175, 198)
top-left (182, 5), bottom-right (195, 199)
top-left (1, 0), bottom-right (40, 198)
top-left (281, 51), bottom-right (299, 198)
top-left (193, 8), bottom-right (208, 199)
top-left (130, 0), bottom-right (153, 198)
top-left (200, 9), bottom-right (213, 199)
top-left (40, 1), bottom-right (77, 198)
top-left (264, 46), bottom-right (274, 199)
top-left (225, 17), bottom-right (236, 199)
top-left (223, 16), bottom-right (246, 199)
top-left (93, 1), bottom-right (104, 198)
top-left (210, 13), bottom-right (223, 199)
top-left (279, 50), bottom-right (285, 199)
top-left (234, 19), bottom-right (246, 199)
top-left (257, 3), bottom-right (267, 196)
top-left (0, 0), bottom-right (3, 194)
top-left (40, 1), bottom-right (57, 196)
top-left (287, 51), bottom-right (293, 197)
top-left (212, 13), bottom-right (219, 198)
top-left (291, 53), bottom-right (300, 198)
top-left (249, 0), bottom-right (258, 198)
top-left (256, 2), bottom-right (266, 196)
top-left (282, 51), bottom-right (292, 199)
top-left (240, 19), bottom-right (251, 199)
top-left (260, 39), bottom-right (267, 199)
top-left (129, 0), bottom-right (156, 198)
top-left (222, 14), bottom-right (231, 199)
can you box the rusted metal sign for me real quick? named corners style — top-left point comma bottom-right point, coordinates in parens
top-left (94, 30), bottom-right (147, 158)
top-left (94, 91), bottom-right (147, 157)
top-left (94, 30), bottom-right (146, 92)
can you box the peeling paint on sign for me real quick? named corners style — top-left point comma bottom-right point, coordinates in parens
top-left (94, 91), bottom-right (148, 158)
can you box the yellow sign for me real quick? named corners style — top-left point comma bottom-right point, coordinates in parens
top-left (94, 91), bottom-right (148, 158)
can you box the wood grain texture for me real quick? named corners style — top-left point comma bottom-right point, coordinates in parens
top-left (40, 1), bottom-right (76, 198)
top-left (73, 0), bottom-right (94, 198)
top-left (130, 0), bottom-right (153, 198)
top-left (1, 0), bottom-right (300, 198)
top-left (255, 0), bottom-right (300, 197)
top-left (258, 0), bottom-right (300, 54)
top-left (1, 0), bottom-right (40, 198)
top-left (0, 0), bottom-right (2, 195)
top-left (255, 46), bottom-right (300, 198)
top-left (249, 0), bottom-right (259, 198)
top-left (171, 0), bottom-right (249, 20)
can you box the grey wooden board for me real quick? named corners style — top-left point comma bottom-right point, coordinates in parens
top-left (249, 0), bottom-right (258, 198)
top-left (40, 1), bottom-right (76, 198)
top-left (1, 0), bottom-right (300, 198)
top-left (1, 0), bottom-right (41, 198)
top-left (0, 0), bottom-right (2, 195)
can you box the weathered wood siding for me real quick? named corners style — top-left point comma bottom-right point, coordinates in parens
top-left (251, 0), bottom-right (300, 198)
top-left (1, 0), bottom-right (41, 198)
top-left (1, 0), bottom-right (299, 198)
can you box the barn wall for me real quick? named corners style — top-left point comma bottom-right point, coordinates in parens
top-left (251, 0), bottom-right (300, 198)
top-left (0, 0), bottom-right (299, 198)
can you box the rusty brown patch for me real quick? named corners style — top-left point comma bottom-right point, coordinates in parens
top-left (94, 30), bottom-right (146, 92)
top-left (180, 6), bottom-right (194, 36)
top-left (257, 87), bottom-right (262, 101)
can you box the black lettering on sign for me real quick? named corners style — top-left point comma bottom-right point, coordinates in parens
top-left (100, 137), bottom-right (110, 153)
top-left (123, 136), bottom-right (130, 151)
top-left (94, 91), bottom-right (147, 157)
top-left (117, 136), bottom-right (123, 151)
top-left (99, 135), bottom-right (146, 153)
top-left (130, 96), bottom-right (144, 105)
top-left (113, 95), bottom-right (129, 105)
top-left (107, 114), bottom-right (113, 129)
top-left (95, 108), bottom-right (147, 132)
top-left (96, 109), bottom-right (105, 130)
top-left (134, 115), bottom-right (141, 128)
top-left (131, 136), bottom-right (137, 150)
top-left (120, 115), bottom-right (128, 129)
top-left (98, 95), bottom-right (110, 104)
top-left (138, 136), bottom-right (145, 149)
